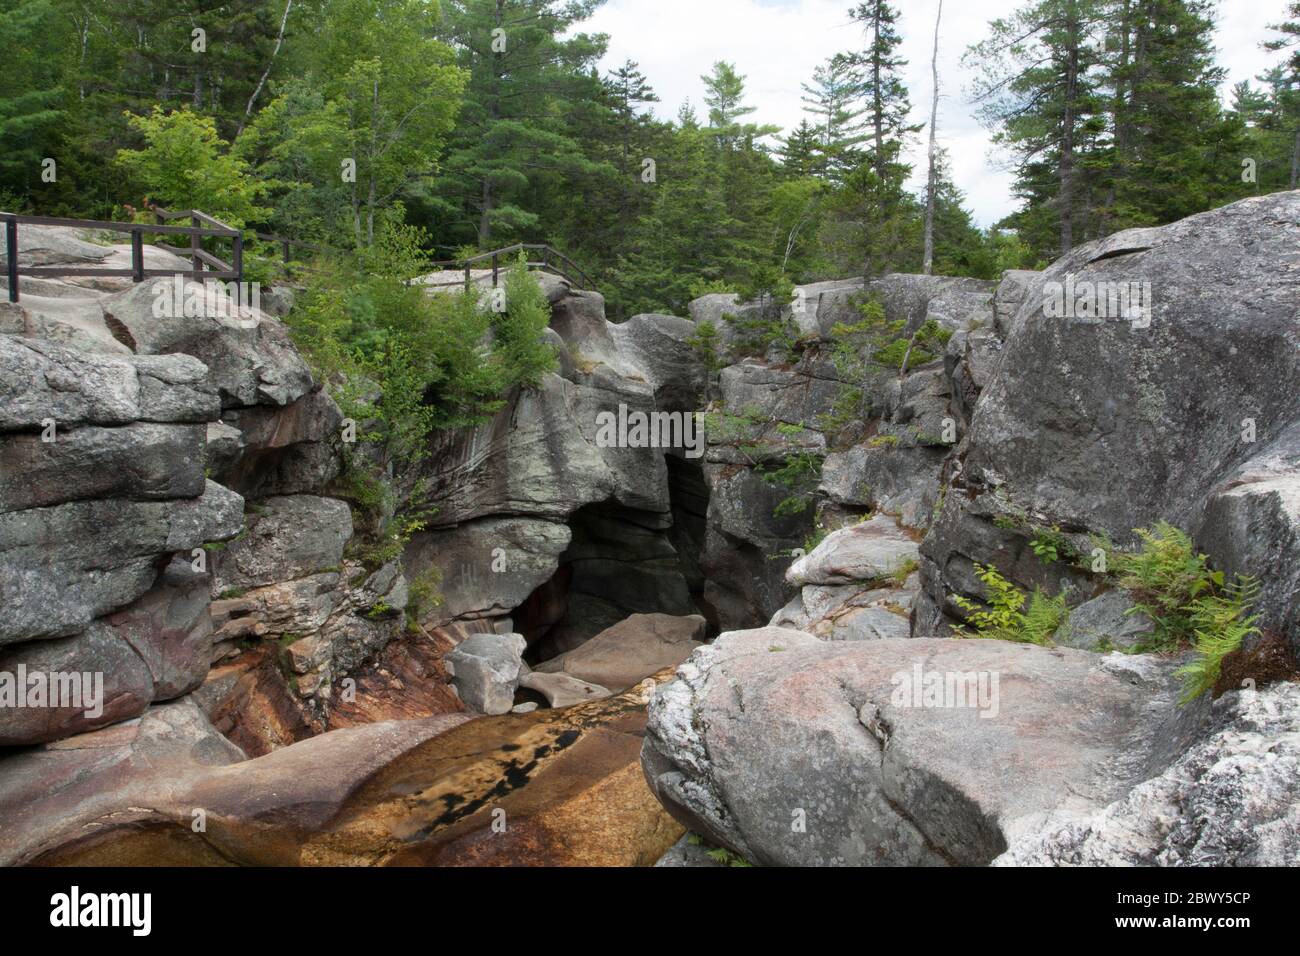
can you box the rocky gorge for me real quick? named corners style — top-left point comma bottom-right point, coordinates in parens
top-left (1, 191), bottom-right (1298, 867)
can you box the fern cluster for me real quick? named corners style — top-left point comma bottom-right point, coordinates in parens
top-left (1102, 523), bottom-right (1260, 701)
top-left (952, 563), bottom-right (1067, 647)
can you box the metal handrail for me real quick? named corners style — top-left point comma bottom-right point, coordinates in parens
top-left (2, 208), bottom-right (243, 304)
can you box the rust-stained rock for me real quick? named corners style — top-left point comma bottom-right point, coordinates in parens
top-left (6, 674), bottom-right (679, 867)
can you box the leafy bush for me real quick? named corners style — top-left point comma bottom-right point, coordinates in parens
top-left (114, 106), bottom-right (272, 229)
top-left (288, 225), bottom-right (555, 472)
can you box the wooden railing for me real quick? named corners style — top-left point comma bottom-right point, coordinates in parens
top-left (429, 243), bottom-right (594, 293)
top-left (2, 208), bottom-right (242, 304)
top-left (2, 213), bottom-right (594, 306)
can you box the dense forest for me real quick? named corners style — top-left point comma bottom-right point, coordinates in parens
top-left (1, 0), bottom-right (1297, 322)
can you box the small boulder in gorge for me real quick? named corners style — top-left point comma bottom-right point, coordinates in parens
top-left (785, 514), bottom-right (919, 587)
top-left (641, 629), bottom-right (1210, 866)
top-left (445, 632), bottom-right (528, 715)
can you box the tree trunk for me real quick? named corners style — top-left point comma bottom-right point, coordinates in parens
top-left (1059, 2), bottom-right (1080, 256)
top-left (922, 0), bottom-right (942, 276)
top-left (1291, 124), bottom-right (1299, 189)
top-left (239, 0), bottom-right (293, 134)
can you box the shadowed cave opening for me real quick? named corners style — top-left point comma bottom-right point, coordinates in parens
top-left (516, 454), bottom-right (717, 665)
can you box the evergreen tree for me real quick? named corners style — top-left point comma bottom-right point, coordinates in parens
top-left (426, 0), bottom-right (609, 248)
top-left (822, 0), bottom-right (919, 277)
top-left (967, 0), bottom-right (1108, 257)
top-left (1263, 2), bottom-right (1299, 187)
top-left (800, 54), bottom-right (867, 181)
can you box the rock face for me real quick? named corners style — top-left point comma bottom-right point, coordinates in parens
top-left (641, 629), bottom-right (1209, 866)
top-left (997, 683), bottom-right (1300, 866)
top-left (921, 192), bottom-right (1300, 652)
top-left (0, 226), bottom-right (387, 750)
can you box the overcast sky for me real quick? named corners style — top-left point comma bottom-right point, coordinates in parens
top-left (583, 0), bottom-right (1294, 227)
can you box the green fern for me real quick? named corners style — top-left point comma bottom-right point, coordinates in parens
top-left (952, 564), bottom-right (1066, 646)
top-left (1111, 522), bottom-right (1216, 650)
top-left (1174, 577), bottom-right (1261, 703)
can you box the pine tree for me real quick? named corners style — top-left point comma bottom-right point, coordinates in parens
top-left (1109, 0), bottom-right (1249, 227)
top-left (427, 0), bottom-right (608, 248)
top-left (800, 55), bottom-right (867, 181)
top-left (1264, 2), bottom-right (1299, 187)
top-left (967, 0), bottom-right (1108, 257)
top-left (779, 120), bottom-right (822, 177)
top-left (825, 0), bottom-right (920, 277)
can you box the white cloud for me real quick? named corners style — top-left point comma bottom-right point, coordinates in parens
top-left (582, 0), bottom-right (1293, 227)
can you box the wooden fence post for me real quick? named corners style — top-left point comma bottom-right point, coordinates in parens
top-left (131, 228), bottom-right (144, 284)
top-left (5, 218), bottom-right (18, 303)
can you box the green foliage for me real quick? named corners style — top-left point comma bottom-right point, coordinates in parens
top-left (687, 319), bottom-right (725, 402)
top-left (288, 225), bottom-right (554, 475)
top-left (1104, 522), bottom-right (1263, 701)
top-left (114, 106), bottom-right (272, 228)
top-left (759, 451), bottom-right (823, 518)
top-left (494, 258), bottom-right (560, 390)
top-left (890, 557), bottom-right (919, 587)
top-left (723, 309), bottom-right (799, 361)
top-left (1110, 523), bottom-right (1217, 650)
top-left (686, 832), bottom-right (753, 867)
top-left (406, 565), bottom-right (445, 631)
top-left (1029, 525), bottom-right (1077, 565)
top-left (953, 563), bottom-right (1066, 646)
top-left (1175, 578), bottom-right (1262, 703)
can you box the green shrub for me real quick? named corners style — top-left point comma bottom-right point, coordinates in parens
top-left (759, 451), bottom-right (823, 518)
top-left (288, 228), bottom-right (556, 473)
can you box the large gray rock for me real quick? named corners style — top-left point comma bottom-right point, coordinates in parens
top-left (405, 516), bottom-right (572, 627)
top-left (216, 389), bottom-right (344, 498)
top-left (444, 632), bottom-right (527, 715)
top-left (820, 441), bottom-right (946, 530)
top-left (771, 581), bottom-right (917, 642)
top-left (518, 670), bottom-right (611, 708)
top-left (997, 683), bottom-right (1300, 866)
top-left (963, 192), bottom-right (1300, 539)
top-left (0, 422), bottom-right (207, 513)
top-left (0, 337), bottom-right (217, 430)
top-left (610, 313), bottom-right (706, 411)
top-left (922, 192), bottom-right (1300, 638)
top-left (0, 556), bottom-right (213, 745)
top-left (642, 630), bottom-right (1207, 866)
top-left (104, 279), bottom-right (314, 408)
top-left (1196, 424), bottom-right (1300, 657)
top-left (1054, 589), bottom-right (1155, 652)
top-left (0, 480), bottom-right (244, 644)
top-left (719, 360), bottom-right (842, 431)
top-left (211, 495), bottom-right (352, 593)
top-left (417, 373), bottom-right (663, 525)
